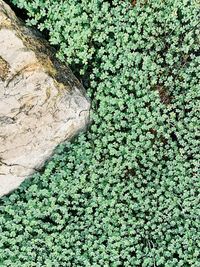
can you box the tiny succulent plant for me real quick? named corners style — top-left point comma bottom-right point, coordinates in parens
top-left (1, 0), bottom-right (200, 266)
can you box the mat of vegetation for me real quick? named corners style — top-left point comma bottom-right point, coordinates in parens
top-left (0, 0), bottom-right (200, 266)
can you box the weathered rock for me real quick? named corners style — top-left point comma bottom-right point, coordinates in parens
top-left (0, 0), bottom-right (90, 197)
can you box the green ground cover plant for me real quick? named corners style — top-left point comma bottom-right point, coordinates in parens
top-left (0, 0), bottom-right (200, 266)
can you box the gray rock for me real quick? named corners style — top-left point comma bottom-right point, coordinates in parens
top-left (0, 0), bottom-right (90, 196)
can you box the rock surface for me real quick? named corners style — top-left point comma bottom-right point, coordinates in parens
top-left (0, 0), bottom-right (90, 197)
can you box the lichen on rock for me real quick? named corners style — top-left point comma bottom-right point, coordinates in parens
top-left (0, 56), bottom-right (9, 80)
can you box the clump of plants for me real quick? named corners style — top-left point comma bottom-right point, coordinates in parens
top-left (0, 0), bottom-right (200, 266)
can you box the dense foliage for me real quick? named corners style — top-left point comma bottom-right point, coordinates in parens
top-left (1, 0), bottom-right (200, 266)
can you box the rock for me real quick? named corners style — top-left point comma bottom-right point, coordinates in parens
top-left (0, 0), bottom-right (90, 197)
